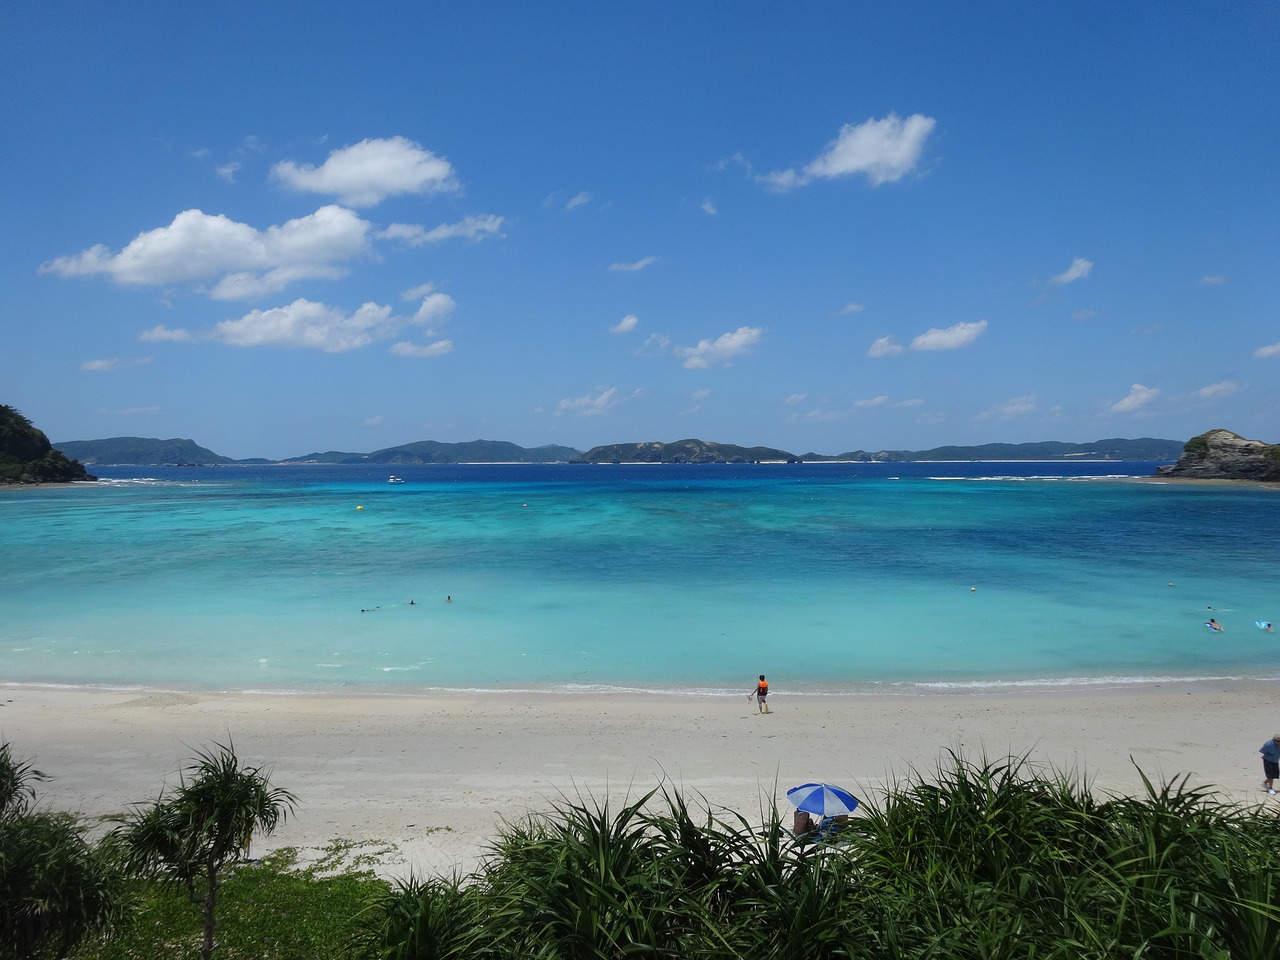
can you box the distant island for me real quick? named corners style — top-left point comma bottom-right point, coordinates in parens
top-left (49, 432), bottom-right (1186, 466)
top-left (0, 405), bottom-right (95, 483)
top-left (1155, 429), bottom-right (1280, 483)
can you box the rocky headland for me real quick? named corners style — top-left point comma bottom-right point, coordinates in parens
top-left (0, 405), bottom-right (95, 484)
top-left (1154, 429), bottom-right (1280, 483)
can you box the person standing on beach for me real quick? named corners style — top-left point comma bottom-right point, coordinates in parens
top-left (1260, 734), bottom-right (1280, 795)
top-left (749, 675), bottom-right (769, 714)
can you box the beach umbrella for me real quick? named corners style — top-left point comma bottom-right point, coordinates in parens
top-left (786, 782), bottom-right (859, 818)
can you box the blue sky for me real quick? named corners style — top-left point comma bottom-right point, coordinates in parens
top-left (4, 2), bottom-right (1276, 459)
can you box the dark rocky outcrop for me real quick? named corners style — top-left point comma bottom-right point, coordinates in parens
top-left (0, 406), bottom-right (95, 483)
top-left (1154, 429), bottom-right (1280, 482)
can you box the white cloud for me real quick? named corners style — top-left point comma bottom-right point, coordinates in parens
top-left (80, 357), bottom-right (152, 372)
top-left (840, 302), bottom-right (866, 315)
top-left (610, 313), bottom-right (639, 334)
top-left (980, 394), bottom-right (1037, 419)
top-left (1195, 380), bottom-right (1239, 400)
top-left (119, 406), bottom-right (160, 416)
top-left (690, 388), bottom-right (712, 400)
top-left (1254, 342), bottom-right (1280, 359)
top-left (760, 113), bottom-right (936, 191)
top-left (270, 136), bottom-right (457, 206)
top-left (1070, 309), bottom-right (1097, 320)
top-left (41, 205), bottom-right (371, 300)
top-left (869, 320), bottom-right (987, 357)
top-left (362, 415), bottom-right (385, 427)
top-left (215, 161), bottom-right (241, 183)
top-left (1051, 257), bottom-right (1093, 284)
top-left (867, 336), bottom-right (904, 358)
top-left (1198, 274), bottom-right (1227, 285)
top-left (411, 291), bottom-right (456, 333)
top-left (139, 325), bottom-right (193, 343)
top-left (784, 393), bottom-right (806, 405)
top-left (700, 197), bottom-right (717, 216)
top-left (565, 191), bottom-right (591, 211)
top-left (855, 395), bottom-right (890, 408)
top-left (638, 333), bottom-right (670, 355)
top-left (377, 214), bottom-right (504, 246)
top-left (674, 326), bottom-right (763, 369)
top-left (610, 255), bottom-right (660, 272)
top-left (555, 387), bottom-right (620, 416)
top-left (209, 299), bottom-right (404, 352)
top-left (911, 319), bottom-right (987, 351)
top-left (390, 339), bottom-right (454, 358)
top-left (1110, 383), bottom-right (1159, 413)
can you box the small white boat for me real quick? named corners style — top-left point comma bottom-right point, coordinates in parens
top-left (388, 475), bottom-right (405, 483)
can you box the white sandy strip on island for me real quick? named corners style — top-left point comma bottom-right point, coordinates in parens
top-left (1, 682), bottom-right (1276, 880)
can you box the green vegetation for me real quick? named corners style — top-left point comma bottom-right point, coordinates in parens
top-left (109, 742), bottom-right (296, 960)
top-left (53, 437), bottom-right (234, 466)
top-left (0, 405), bottom-right (94, 483)
top-left (7, 738), bottom-right (1279, 959)
top-left (350, 755), bottom-right (1280, 959)
top-left (0, 743), bottom-right (124, 959)
top-left (575, 438), bottom-right (798, 463)
top-left (72, 844), bottom-right (389, 960)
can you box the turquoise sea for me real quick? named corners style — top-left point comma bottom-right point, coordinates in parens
top-left (2, 462), bottom-right (1276, 696)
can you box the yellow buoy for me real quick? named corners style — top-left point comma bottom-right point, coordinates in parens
top-left (356, 505), bottom-right (364, 511)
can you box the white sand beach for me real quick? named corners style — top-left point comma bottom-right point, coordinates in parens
top-left (2, 682), bottom-right (1276, 879)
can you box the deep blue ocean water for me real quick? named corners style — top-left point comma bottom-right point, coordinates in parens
top-left (2, 462), bottom-right (1276, 695)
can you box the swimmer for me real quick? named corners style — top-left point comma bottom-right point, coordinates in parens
top-left (1206, 618), bottom-right (1223, 632)
top-left (1258, 621), bottom-right (1274, 632)
top-left (446, 595), bottom-right (452, 603)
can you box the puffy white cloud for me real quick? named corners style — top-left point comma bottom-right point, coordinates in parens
top-left (215, 161), bottom-right (240, 183)
top-left (784, 393), bottom-right (806, 405)
top-left (1253, 341), bottom-right (1280, 359)
top-left (1195, 380), bottom-right (1239, 400)
top-left (674, 326), bottom-right (763, 369)
top-left (1110, 383), bottom-right (1159, 413)
top-left (41, 205), bottom-right (371, 300)
top-left (610, 255), bottom-right (660, 272)
top-left (760, 113), bottom-right (936, 191)
top-left (390, 340), bottom-right (454, 358)
top-left (1051, 257), bottom-right (1093, 284)
top-left (209, 299), bottom-right (398, 352)
top-left (411, 291), bottom-right (455, 333)
top-left (867, 336), bottom-right (904, 358)
top-left (565, 192), bottom-right (592, 211)
top-left (869, 320), bottom-right (987, 357)
top-left (377, 214), bottom-right (505, 246)
top-left (555, 387), bottom-right (620, 416)
top-left (911, 319), bottom-right (987, 351)
top-left (271, 136), bottom-right (457, 206)
top-left (610, 313), bottom-right (639, 334)
top-left (700, 197), bottom-right (717, 216)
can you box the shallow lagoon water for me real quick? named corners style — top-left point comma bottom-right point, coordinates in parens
top-left (2, 462), bottom-right (1276, 695)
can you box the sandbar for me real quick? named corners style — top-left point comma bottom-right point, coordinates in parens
top-left (2, 681), bottom-right (1276, 879)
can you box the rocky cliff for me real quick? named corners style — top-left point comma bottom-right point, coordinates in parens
top-left (0, 405), bottom-right (95, 483)
top-left (1154, 429), bottom-right (1280, 482)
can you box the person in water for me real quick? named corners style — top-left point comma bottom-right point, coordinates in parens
top-left (749, 675), bottom-right (770, 713)
top-left (1206, 618), bottom-right (1223, 631)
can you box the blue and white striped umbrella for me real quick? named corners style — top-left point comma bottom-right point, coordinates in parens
top-left (786, 782), bottom-right (859, 818)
